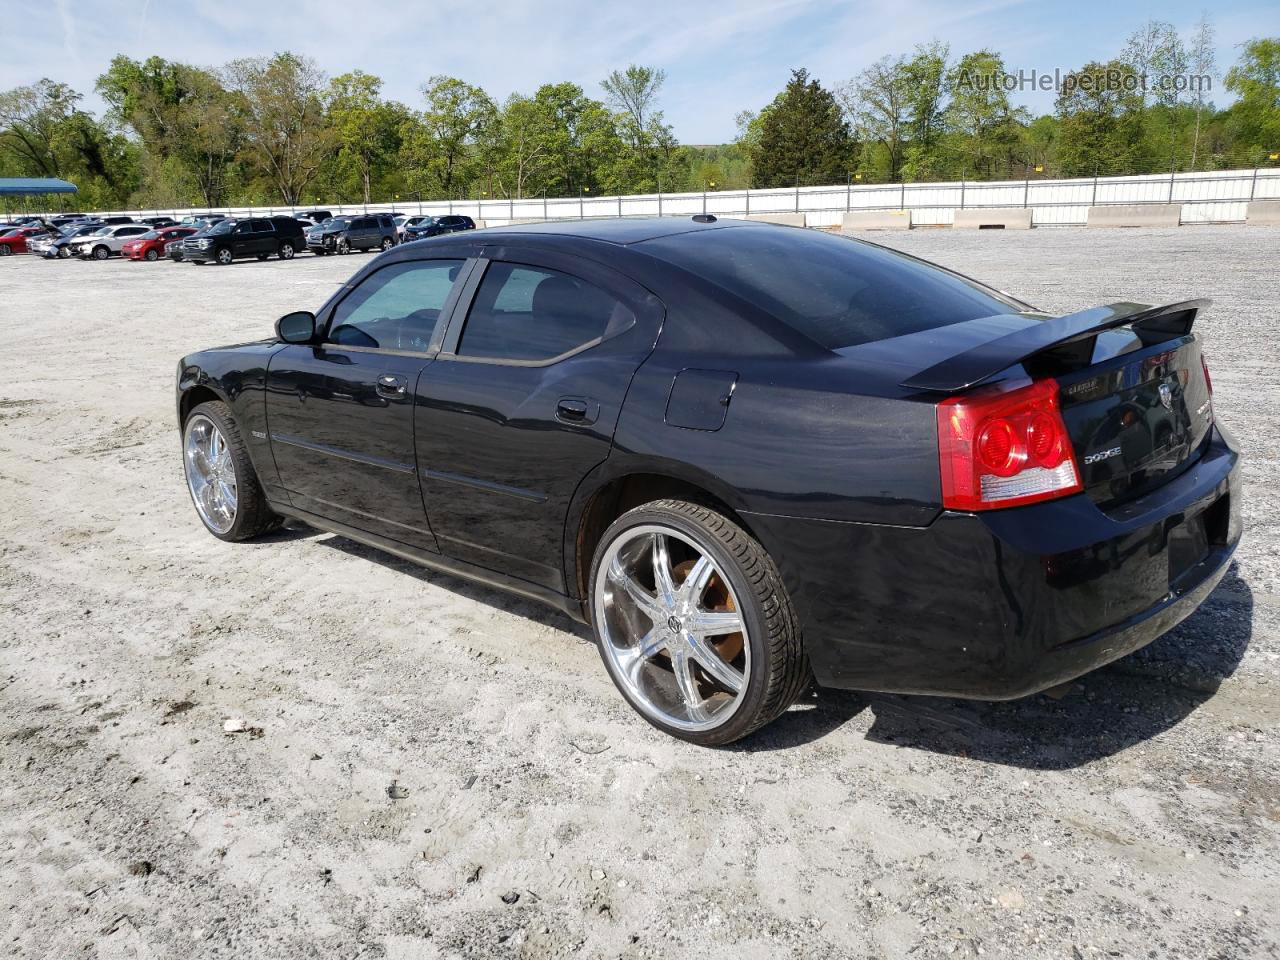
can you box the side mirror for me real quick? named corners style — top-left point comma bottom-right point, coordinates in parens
top-left (276, 310), bottom-right (317, 344)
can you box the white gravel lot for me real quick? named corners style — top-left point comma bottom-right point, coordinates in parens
top-left (0, 227), bottom-right (1276, 960)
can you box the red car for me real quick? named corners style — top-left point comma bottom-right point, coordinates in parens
top-left (123, 225), bottom-right (198, 261)
top-left (0, 226), bottom-right (49, 256)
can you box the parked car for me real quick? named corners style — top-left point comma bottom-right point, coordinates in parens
top-left (34, 223), bottom-right (103, 259)
top-left (141, 216), bottom-right (179, 228)
top-left (0, 226), bottom-right (48, 255)
top-left (306, 214), bottom-right (398, 255)
top-left (396, 214), bottom-right (433, 238)
top-left (298, 209), bottom-right (333, 223)
top-left (68, 223), bottom-right (151, 259)
top-left (181, 217), bottom-right (306, 265)
top-left (123, 225), bottom-right (199, 261)
top-left (402, 215), bottom-right (476, 241)
top-left (166, 235), bottom-right (193, 262)
top-left (98, 215), bottom-right (136, 225)
top-left (174, 218), bottom-right (1241, 745)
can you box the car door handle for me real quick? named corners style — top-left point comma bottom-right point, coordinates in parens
top-left (376, 374), bottom-right (408, 398)
top-left (556, 397), bottom-right (599, 425)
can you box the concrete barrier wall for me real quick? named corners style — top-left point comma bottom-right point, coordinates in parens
top-left (840, 210), bottom-right (912, 231)
top-left (1087, 204), bottom-right (1182, 228)
top-left (742, 212), bottom-right (806, 227)
top-left (75, 168), bottom-right (1280, 228)
top-left (952, 208), bottom-right (1033, 229)
top-left (1246, 200), bottom-right (1280, 225)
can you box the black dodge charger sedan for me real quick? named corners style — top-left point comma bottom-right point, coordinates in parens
top-left (176, 217), bottom-right (1241, 745)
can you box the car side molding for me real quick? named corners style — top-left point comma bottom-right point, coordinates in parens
top-left (901, 299), bottom-right (1210, 393)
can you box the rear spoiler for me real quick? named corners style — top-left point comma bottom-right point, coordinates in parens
top-left (900, 299), bottom-right (1209, 393)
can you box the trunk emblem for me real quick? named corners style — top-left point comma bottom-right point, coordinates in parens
top-left (1158, 382), bottom-right (1174, 410)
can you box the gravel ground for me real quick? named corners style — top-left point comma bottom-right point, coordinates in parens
top-left (0, 227), bottom-right (1276, 960)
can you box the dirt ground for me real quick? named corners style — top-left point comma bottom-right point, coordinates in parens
top-left (1, 226), bottom-right (1277, 960)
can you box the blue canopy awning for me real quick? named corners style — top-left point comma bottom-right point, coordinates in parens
top-left (0, 178), bottom-right (78, 196)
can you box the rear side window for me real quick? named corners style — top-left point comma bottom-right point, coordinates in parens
top-left (641, 227), bottom-right (1025, 349)
top-left (250, 219), bottom-right (273, 232)
top-left (457, 263), bottom-right (631, 362)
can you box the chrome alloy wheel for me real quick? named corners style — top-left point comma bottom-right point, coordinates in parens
top-left (183, 414), bottom-right (238, 534)
top-left (594, 524), bottom-right (750, 732)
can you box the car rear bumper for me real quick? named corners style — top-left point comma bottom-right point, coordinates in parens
top-left (744, 422), bottom-right (1242, 699)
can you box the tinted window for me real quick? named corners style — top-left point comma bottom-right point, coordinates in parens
top-left (641, 227), bottom-right (1024, 350)
top-left (250, 219), bottom-right (273, 232)
top-left (328, 259), bottom-right (465, 353)
top-left (378, 216), bottom-right (394, 228)
top-left (457, 263), bottom-right (630, 362)
top-left (118, 226), bottom-right (148, 236)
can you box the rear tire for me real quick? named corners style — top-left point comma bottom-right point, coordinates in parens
top-left (278, 241), bottom-right (296, 260)
top-left (182, 400), bottom-right (281, 542)
top-left (0, 245), bottom-right (11, 257)
top-left (589, 499), bottom-right (811, 746)
top-left (380, 237), bottom-right (394, 251)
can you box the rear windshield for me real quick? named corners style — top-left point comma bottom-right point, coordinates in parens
top-left (641, 226), bottom-right (1026, 349)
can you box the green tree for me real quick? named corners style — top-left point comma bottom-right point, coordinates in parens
top-left (327, 71), bottom-right (404, 203)
top-left (844, 55), bottom-right (911, 180)
top-left (401, 76), bottom-right (497, 198)
top-left (750, 68), bottom-right (853, 187)
top-left (1224, 37), bottom-right (1280, 156)
top-left (600, 64), bottom-right (679, 191)
top-left (224, 52), bottom-right (332, 205)
top-left (1055, 60), bottom-right (1147, 176)
top-left (0, 79), bottom-right (82, 176)
top-left (948, 50), bottom-right (1026, 178)
top-left (97, 56), bottom-right (241, 206)
top-left (900, 41), bottom-right (950, 179)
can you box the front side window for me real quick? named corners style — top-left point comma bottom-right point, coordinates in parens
top-left (457, 263), bottom-right (632, 362)
top-left (328, 259), bottom-right (466, 353)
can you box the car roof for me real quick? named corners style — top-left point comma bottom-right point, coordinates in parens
top-left (469, 215), bottom-right (764, 246)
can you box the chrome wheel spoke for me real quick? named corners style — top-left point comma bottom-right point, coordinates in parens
top-left (686, 635), bottom-right (745, 693)
top-left (688, 609), bottom-right (743, 637)
top-left (679, 555), bottom-right (715, 604)
top-left (609, 558), bottom-right (665, 625)
top-left (621, 628), bottom-right (667, 686)
top-left (670, 650), bottom-right (709, 723)
top-left (651, 534), bottom-right (678, 606)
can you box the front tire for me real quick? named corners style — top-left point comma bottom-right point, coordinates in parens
top-left (337, 238), bottom-right (351, 255)
top-left (93, 245), bottom-right (110, 260)
top-left (182, 401), bottom-right (281, 542)
top-left (57, 246), bottom-right (71, 259)
top-left (145, 248), bottom-right (159, 261)
top-left (589, 499), bottom-right (810, 746)
top-left (216, 247), bottom-right (233, 265)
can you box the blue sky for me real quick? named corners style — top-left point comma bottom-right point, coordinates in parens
top-left (6, 0), bottom-right (1278, 143)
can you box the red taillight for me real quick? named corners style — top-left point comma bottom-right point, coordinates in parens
top-left (936, 378), bottom-right (1083, 511)
top-left (1201, 354), bottom-right (1212, 395)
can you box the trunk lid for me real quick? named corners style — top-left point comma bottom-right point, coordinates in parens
top-left (894, 299), bottom-right (1214, 507)
top-left (1057, 333), bottom-right (1212, 505)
